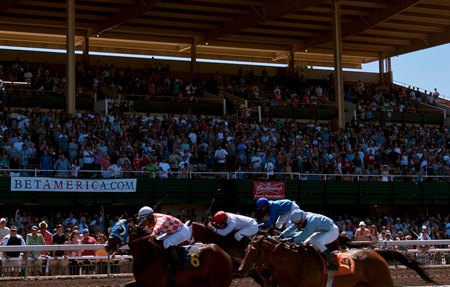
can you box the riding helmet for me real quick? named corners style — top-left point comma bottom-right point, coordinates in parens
top-left (289, 209), bottom-right (306, 223)
top-left (213, 211), bottom-right (227, 224)
top-left (256, 197), bottom-right (269, 210)
top-left (138, 206), bottom-right (154, 219)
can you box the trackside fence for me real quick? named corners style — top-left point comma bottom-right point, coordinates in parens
top-left (1, 240), bottom-right (450, 278)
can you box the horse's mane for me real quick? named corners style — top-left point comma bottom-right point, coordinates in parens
top-left (128, 222), bottom-right (163, 251)
top-left (252, 235), bottom-right (315, 255)
top-left (191, 221), bottom-right (238, 243)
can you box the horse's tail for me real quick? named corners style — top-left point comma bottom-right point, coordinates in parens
top-left (375, 249), bottom-right (436, 284)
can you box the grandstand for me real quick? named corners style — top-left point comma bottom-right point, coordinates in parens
top-left (0, 0), bottom-right (449, 218)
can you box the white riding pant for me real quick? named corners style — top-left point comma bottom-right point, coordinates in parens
top-left (234, 224), bottom-right (259, 241)
top-left (160, 224), bottom-right (192, 249)
top-left (275, 201), bottom-right (300, 229)
top-left (304, 225), bottom-right (339, 253)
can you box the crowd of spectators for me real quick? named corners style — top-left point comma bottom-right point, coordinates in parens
top-left (1, 58), bottom-right (443, 118)
top-left (0, 205), bottom-right (449, 276)
top-left (0, 106), bottom-right (449, 181)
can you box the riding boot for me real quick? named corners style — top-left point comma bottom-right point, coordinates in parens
top-left (321, 249), bottom-right (338, 271)
top-left (167, 246), bottom-right (181, 271)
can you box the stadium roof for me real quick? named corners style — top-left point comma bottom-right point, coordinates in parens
top-left (0, 0), bottom-right (449, 69)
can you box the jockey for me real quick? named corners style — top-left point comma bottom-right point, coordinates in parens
top-left (256, 197), bottom-right (300, 230)
top-left (280, 209), bottom-right (339, 271)
top-left (137, 206), bottom-right (191, 269)
top-left (207, 211), bottom-right (258, 244)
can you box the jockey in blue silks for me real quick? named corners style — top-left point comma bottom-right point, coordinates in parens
top-left (256, 197), bottom-right (300, 230)
top-left (280, 209), bottom-right (339, 271)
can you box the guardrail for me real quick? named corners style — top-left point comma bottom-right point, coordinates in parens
top-left (1, 239), bottom-right (450, 278)
top-left (0, 244), bottom-right (130, 278)
top-left (2, 167), bottom-right (450, 182)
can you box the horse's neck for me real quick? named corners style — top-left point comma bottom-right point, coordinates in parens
top-left (192, 223), bottom-right (219, 243)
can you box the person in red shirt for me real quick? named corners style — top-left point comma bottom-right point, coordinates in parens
top-left (38, 221), bottom-right (53, 256)
top-left (81, 228), bottom-right (97, 256)
top-left (137, 206), bottom-right (191, 269)
top-left (81, 228), bottom-right (97, 274)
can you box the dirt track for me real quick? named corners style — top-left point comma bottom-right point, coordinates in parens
top-left (1, 266), bottom-right (450, 287)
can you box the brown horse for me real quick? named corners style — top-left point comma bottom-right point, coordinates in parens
top-left (190, 221), bottom-right (247, 260)
top-left (190, 221), bottom-right (274, 287)
top-left (105, 219), bottom-right (234, 287)
top-left (239, 235), bottom-right (436, 287)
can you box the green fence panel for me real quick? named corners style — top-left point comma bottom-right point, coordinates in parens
top-left (422, 181), bottom-right (450, 204)
top-left (325, 181), bottom-right (359, 204)
top-left (393, 182), bottom-right (422, 205)
top-left (285, 180), bottom-right (299, 200)
top-left (2, 177), bottom-right (450, 207)
top-left (190, 179), bottom-right (224, 205)
top-left (236, 180), bottom-right (254, 205)
top-left (299, 181), bottom-right (327, 204)
top-left (359, 182), bottom-right (392, 205)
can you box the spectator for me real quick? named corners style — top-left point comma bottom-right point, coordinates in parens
top-left (81, 228), bottom-right (97, 274)
top-left (158, 157), bottom-right (171, 179)
top-left (353, 221), bottom-right (371, 241)
top-left (178, 162), bottom-right (192, 179)
top-left (1, 225), bottom-right (26, 277)
top-left (26, 225), bottom-right (45, 275)
top-left (65, 230), bottom-right (81, 275)
top-left (54, 153), bottom-right (71, 177)
top-left (95, 233), bottom-right (108, 274)
top-left (214, 144), bottom-right (228, 171)
top-left (50, 224), bottom-right (68, 273)
top-left (369, 224), bottom-right (379, 241)
top-left (38, 220), bottom-right (52, 256)
top-left (40, 150), bottom-right (53, 177)
top-left (0, 217), bottom-right (10, 240)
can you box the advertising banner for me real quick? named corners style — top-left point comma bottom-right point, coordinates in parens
top-left (253, 181), bottom-right (285, 199)
top-left (11, 177), bottom-right (137, 192)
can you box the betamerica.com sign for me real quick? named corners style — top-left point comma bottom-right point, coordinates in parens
top-left (11, 177), bottom-right (136, 192)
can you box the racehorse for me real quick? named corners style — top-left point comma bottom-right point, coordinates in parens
top-left (190, 221), bottom-right (274, 287)
top-left (190, 221), bottom-right (247, 260)
top-left (105, 219), bottom-right (233, 287)
top-left (239, 235), bottom-right (436, 287)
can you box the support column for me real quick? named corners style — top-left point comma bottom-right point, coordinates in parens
top-left (385, 58), bottom-right (392, 73)
top-left (288, 49), bottom-right (295, 77)
top-left (83, 36), bottom-right (90, 68)
top-left (66, 0), bottom-right (76, 115)
top-left (378, 59), bottom-right (385, 83)
top-left (190, 43), bottom-right (197, 73)
top-left (332, 0), bottom-right (345, 129)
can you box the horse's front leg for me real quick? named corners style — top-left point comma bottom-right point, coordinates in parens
top-left (248, 266), bottom-right (274, 287)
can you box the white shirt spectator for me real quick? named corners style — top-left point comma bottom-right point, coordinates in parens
top-left (107, 163), bottom-right (123, 178)
top-left (214, 147), bottom-right (228, 164)
top-left (158, 161), bottom-right (171, 179)
top-left (188, 131), bottom-right (197, 145)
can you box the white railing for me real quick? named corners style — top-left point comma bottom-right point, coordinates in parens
top-left (0, 240), bottom-right (450, 278)
top-left (0, 244), bottom-right (130, 278)
top-left (3, 168), bottom-right (450, 182)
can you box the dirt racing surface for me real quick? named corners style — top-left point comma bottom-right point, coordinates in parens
top-left (1, 267), bottom-right (450, 287)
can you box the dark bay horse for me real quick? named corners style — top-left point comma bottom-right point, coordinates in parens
top-left (190, 221), bottom-right (247, 260)
top-left (190, 221), bottom-right (275, 287)
top-left (239, 235), bottom-right (436, 287)
top-left (105, 219), bottom-right (233, 287)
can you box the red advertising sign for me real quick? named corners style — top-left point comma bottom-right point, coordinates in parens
top-left (253, 181), bottom-right (285, 200)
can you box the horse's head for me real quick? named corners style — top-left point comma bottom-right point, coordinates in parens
top-left (238, 235), bottom-right (269, 273)
top-left (105, 219), bottom-right (130, 254)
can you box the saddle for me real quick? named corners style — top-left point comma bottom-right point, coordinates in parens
top-left (281, 241), bottom-right (355, 276)
top-left (322, 252), bottom-right (355, 276)
top-left (171, 243), bottom-right (203, 270)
